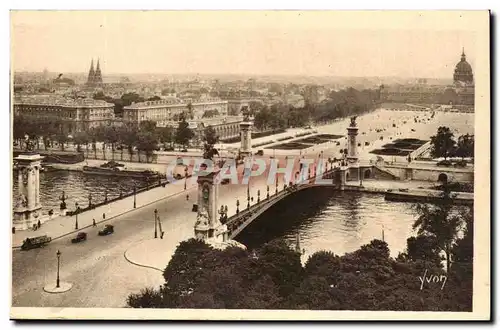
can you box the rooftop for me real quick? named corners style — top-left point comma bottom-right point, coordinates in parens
top-left (14, 96), bottom-right (114, 108)
top-left (124, 97), bottom-right (227, 110)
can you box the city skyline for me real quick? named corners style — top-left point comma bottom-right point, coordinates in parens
top-left (11, 11), bottom-right (477, 79)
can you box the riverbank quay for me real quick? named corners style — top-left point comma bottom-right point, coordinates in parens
top-left (343, 180), bottom-right (473, 205)
top-left (11, 177), bottom-right (197, 248)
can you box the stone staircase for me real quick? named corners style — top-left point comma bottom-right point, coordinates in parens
top-left (372, 165), bottom-right (400, 180)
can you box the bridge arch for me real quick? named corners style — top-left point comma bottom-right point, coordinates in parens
top-left (438, 173), bottom-right (448, 183)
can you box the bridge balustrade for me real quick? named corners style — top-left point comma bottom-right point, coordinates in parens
top-left (226, 167), bottom-right (340, 238)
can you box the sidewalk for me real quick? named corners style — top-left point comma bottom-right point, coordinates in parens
top-left (12, 177), bottom-right (197, 248)
top-left (124, 238), bottom-right (183, 272)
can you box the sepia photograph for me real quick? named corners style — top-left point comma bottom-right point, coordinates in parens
top-left (9, 10), bottom-right (490, 321)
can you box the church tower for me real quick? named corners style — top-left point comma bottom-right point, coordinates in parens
top-left (86, 59), bottom-right (95, 86)
top-left (94, 58), bottom-right (103, 85)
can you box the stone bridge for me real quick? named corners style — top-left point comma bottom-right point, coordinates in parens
top-left (226, 172), bottom-right (338, 239)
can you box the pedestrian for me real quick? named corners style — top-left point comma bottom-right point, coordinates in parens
top-left (37, 220), bottom-right (41, 228)
top-left (93, 218), bottom-right (96, 227)
top-left (160, 231), bottom-right (165, 239)
top-left (186, 194), bottom-right (189, 201)
top-left (102, 213), bottom-right (106, 220)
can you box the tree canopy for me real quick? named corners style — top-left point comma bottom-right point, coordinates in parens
top-left (127, 221), bottom-right (473, 311)
top-left (430, 126), bottom-right (456, 160)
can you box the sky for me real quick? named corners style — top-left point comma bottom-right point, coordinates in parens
top-left (10, 11), bottom-right (482, 78)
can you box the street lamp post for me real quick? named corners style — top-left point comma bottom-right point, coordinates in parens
top-left (236, 200), bottom-right (240, 214)
top-left (154, 209), bottom-right (158, 239)
top-left (247, 185), bottom-right (250, 209)
top-left (133, 184), bottom-right (137, 208)
top-left (184, 167), bottom-right (188, 190)
top-left (257, 190), bottom-right (260, 203)
top-left (275, 177), bottom-right (278, 194)
top-left (75, 202), bottom-right (79, 230)
top-left (267, 185), bottom-right (269, 199)
top-left (56, 250), bottom-right (61, 288)
top-left (104, 190), bottom-right (108, 203)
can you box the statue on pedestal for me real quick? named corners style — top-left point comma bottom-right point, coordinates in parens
top-left (195, 208), bottom-right (210, 228)
top-left (350, 116), bottom-right (358, 127)
top-left (15, 193), bottom-right (28, 209)
top-left (241, 106), bottom-right (251, 122)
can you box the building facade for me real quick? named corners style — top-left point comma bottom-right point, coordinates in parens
top-left (380, 49), bottom-right (475, 107)
top-left (379, 84), bottom-right (447, 104)
top-left (156, 116), bottom-right (243, 142)
top-left (122, 98), bottom-right (228, 125)
top-left (14, 96), bottom-right (115, 134)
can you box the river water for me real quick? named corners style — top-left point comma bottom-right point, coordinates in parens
top-left (236, 187), bottom-right (417, 258)
top-left (12, 171), bottom-right (151, 215)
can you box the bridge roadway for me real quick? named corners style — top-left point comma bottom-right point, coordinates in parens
top-left (12, 154), bottom-right (323, 308)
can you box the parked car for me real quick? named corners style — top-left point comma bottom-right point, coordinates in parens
top-left (255, 150), bottom-right (264, 156)
top-left (437, 160), bottom-right (453, 167)
top-left (221, 178), bottom-right (231, 185)
top-left (98, 225), bottom-right (114, 236)
top-left (181, 149), bottom-right (188, 152)
top-left (71, 232), bottom-right (87, 244)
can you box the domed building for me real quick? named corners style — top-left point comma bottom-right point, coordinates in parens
top-left (453, 48), bottom-right (474, 107)
top-left (453, 48), bottom-right (474, 86)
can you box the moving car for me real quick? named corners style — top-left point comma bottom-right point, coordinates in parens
top-left (98, 225), bottom-right (114, 236)
top-left (21, 235), bottom-right (52, 251)
top-left (71, 232), bottom-right (87, 244)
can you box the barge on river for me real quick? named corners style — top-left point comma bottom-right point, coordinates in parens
top-left (82, 161), bottom-right (161, 180)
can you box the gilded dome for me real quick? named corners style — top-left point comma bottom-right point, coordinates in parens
top-left (453, 49), bottom-right (473, 85)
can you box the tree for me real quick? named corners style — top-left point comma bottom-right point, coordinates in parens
top-left (187, 103), bottom-right (195, 120)
top-left (72, 131), bottom-right (89, 153)
top-left (397, 235), bottom-right (442, 268)
top-left (202, 109), bottom-right (220, 118)
top-left (127, 287), bottom-right (164, 308)
top-left (120, 123), bottom-right (138, 161)
top-left (455, 134), bottom-right (474, 160)
top-left (175, 117), bottom-right (194, 149)
top-left (103, 126), bottom-right (120, 160)
top-left (53, 120), bottom-right (69, 151)
top-left (412, 184), bottom-right (468, 272)
top-left (128, 236), bottom-right (472, 311)
top-left (202, 126), bottom-right (219, 160)
top-left (136, 131), bottom-right (157, 163)
top-left (430, 126), bottom-right (456, 160)
top-left (157, 126), bottom-right (175, 150)
top-left (304, 250), bottom-right (341, 284)
top-left (255, 239), bottom-right (304, 297)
